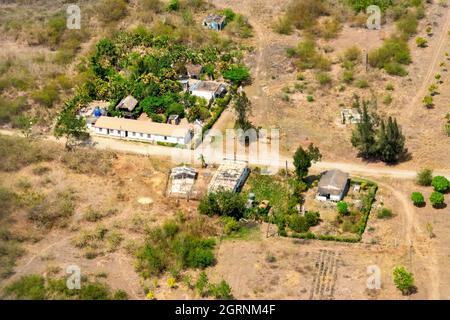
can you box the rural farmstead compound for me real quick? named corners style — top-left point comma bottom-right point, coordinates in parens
top-left (2, 0), bottom-right (450, 305)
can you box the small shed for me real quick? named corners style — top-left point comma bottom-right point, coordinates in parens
top-left (116, 95), bottom-right (138, 118)
top-left (169, 166), bottom-right (198, 197)
top-left (203, 14), bottom-right (226, 31)
top-left (317, 169), bottom-right (350, 202)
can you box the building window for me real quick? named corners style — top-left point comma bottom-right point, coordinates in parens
top-left (140, 133), bottom-right (143, 137)
top-left (164, 136), bottom-right (167, 140)
top-left (147, 134), bottom-right (151, 138)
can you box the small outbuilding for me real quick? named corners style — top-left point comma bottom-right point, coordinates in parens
top-left (189, 80), bottom-right (227, 104)
top-left (116, 95), bottom-right (138, 118)
top-left (169, 166), bottom-right (198, 197)
top-left (208, 160), bottom-right (250, 194)
top-left (317, 169), bottom-right (350, 202)
top-left (202, 14), bottom-right (226, 31)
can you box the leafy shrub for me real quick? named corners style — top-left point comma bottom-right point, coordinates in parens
top-left (316, 72), bottom-right (332, 86)
top-left (223, 65), bottom-right (250, 85)
top-left (393, 266), bottom-right (415, 295)
top-left (369, 37), bottom-right (411, 76)
top-left (222, 217), bottom-right (240, 235)
top-left (343, 46), bottom-right (362, 63)
top-left (337, 201), bottom-right (348, 215)
top-left (136, 219), bottom-right (216, 277)
top-left (411, 192), bottom-right (425, 207)
top-left (288, 215), bottom-right (309, 233)
top-left (430, 192), bottom-right (445, 208)
top-left (377, 207), bottom-right (393, 219)
top-left (342, 70), bottom-right (354, 84)
top-left (198, 191), bottom-right (247, 220)
top-left (396, 12), bottom-right (418, 38)
top-left (304, 211), bottom-right (320, 227)
top-left (431, 176), bottom-right (449, 193)
top-left (290, 39), bottom-right (331, 71)
top-left (416, 37), bottom-right (428, 48)
top-left (347, 0), bottom-right (394, 12)
top-left (416, 168), bottom-right (433, 186)
top-left (209, 280), bottom-right (233, 300)
top-left (355, 79), bottom-right (369, 88)
top-left (167, 0), bottom-right (180, 11)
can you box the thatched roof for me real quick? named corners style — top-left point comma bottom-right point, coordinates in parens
top-left (116, 95), bottom-right (138, 112)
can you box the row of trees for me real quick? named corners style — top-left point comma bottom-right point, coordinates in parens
top-left (351, 98), bottom-right (406, 163)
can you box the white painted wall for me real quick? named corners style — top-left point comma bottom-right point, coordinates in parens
top-left (191, 90), bottom-right (214, 103)
top-left (94, 127), bottom-right (191, 145)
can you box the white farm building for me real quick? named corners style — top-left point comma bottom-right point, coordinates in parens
top-left (316, 169), bottom-right (350, 202)
top-left (93, 116), bottom-right (192, 145)
top-left (189, 81), bottom-right (227, 104)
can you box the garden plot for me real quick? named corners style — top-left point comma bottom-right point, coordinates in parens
top-left (305, 179), bottom-right (378, 241)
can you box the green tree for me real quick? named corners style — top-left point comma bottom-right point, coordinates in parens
top-left (293, 143), bottom-right (322, 180)
top-left (430, 192), bottom-right (445, 208)
top-left (337, 201), bottom-right (348, 215)
top-left (223, 65), bottom-right (250, 85)
top-left (416, 168), bottom-right (433, 186)
top-left (411, 192), bottom-right (425, 207)
top-left (431, 176), bottom-right (449, 193)
top-left (351, 101), bottom-right (376, 158)
top-left (54, 109), bottom-right (89, 150)
top-left (393, 266), bottom-right (415, 295)
top-left (377, 117), bottom-right (406, 163)
top-left (198, 191), bottom-right (247, 220)
top-left (233, 91), bottom-right (252, 131)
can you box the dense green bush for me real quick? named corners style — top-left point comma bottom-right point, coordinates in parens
top-left (393, 266), bottom-right (415, 295)
top-left (337, 201), bottom-right (348, 215)
top-left (431, 176), bottom-right (449, 193)
top-left (223, 65), bottom-right (251, 85)
top-left (430, 192), bottom-right (445, 208)
top-left (198, 191), bottom-right (247, 220)
top-left (411, 192), bottom-right (425, 206)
